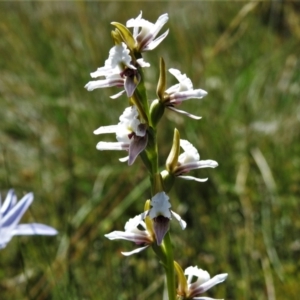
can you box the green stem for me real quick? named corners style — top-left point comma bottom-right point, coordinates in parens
top-left (162, 232), bottom-right (176, 300)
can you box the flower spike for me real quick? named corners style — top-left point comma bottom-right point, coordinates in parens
top-left (85, 12), bottom-right (228, 300)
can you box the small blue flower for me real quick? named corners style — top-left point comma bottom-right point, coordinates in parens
top-left (0, 189), bottom-right (58, 249)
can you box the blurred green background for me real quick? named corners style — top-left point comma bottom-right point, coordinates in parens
top-left (0, 1), bottom-right (299, 299)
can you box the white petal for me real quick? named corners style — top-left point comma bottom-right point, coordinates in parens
top-left (93, 125), bottom-right (118, 135)
top-left (170, 89), bottom-right (207, 102)
top-left (167, 106), bottom-right (202, 120)
top-left (185, 266), bottom-right (210, 284)
top-left (165, 83), bottom-right (180, 95)
top-left (177, 175), bottom-right (208, 182)
top-left (179, 139), bottom-right (200, 162)
top-left (168, 68), bottom-right (187, 83)
top-left (195, 160), bottom-right (218, 168)
top-left (144, 29), bottom-right (169, 51)
top-left (85, 73), bottom-right (124, 91)
top-left (126, 11), bottom-right (143, 32)
top-left (105, 230), bottom-right (146, 243)
top-left (121, 245), bottom-right (149, 256)
top-left (175, 160), bottom-right (218, 176)
top-left (193, 273), bottom-right (228, 294)
top-left (110, 90), bottom-right (126, 99)
top-left (149, 192), bottom-right (171, 219)
top-left (90, 66), bottom-right (113, 78)
top-left (168, 68), bottom-right (193, 91)
top-left (124, 214), bottom-right (144, 231)
top-left (108, 43), bottom-right (136, 70)
top-left (85, 80), bottom-right (107, 91)
top-left (119, 156), bottom-right (129, 162)
top-left (151, 13), bottom-right (169, 38)
top-left (96, 142), bottom-right (128, 151)
top-left (171, 210), bottom-right (187, 229)
top-left (136, 58), bottom-right (150, 67)
top-left (119, 105), bottom-right (139, 122)
top-left (128, 11), bottom-right (143, 37)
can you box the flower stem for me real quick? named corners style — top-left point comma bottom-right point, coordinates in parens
top-left (162, 232), bottom-right (176, 300)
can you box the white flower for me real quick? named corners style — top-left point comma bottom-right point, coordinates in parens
top-left (126, 11), bottom-right (169, 51)
top-left (105, 214), bottom-right (154, 256)
top-left (94, 106), bottom-right (147, 165)
top-left (106, 192), bottom-right (186, 250)
top-left (184, 266), bottom-right (228, 299)
top-left (0, 189), bottom-right (58, 249)
top-left (174, 140), bottom-right (218, 182)
top-left (164, 69), bottom-right (207, 119)
top-left (143, 192), bottom-right (186, 245)
top-left (85, 43), bottom-right (149, 98)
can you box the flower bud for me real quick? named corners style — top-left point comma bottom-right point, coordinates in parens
top-left (166, 128), bottom-right (180, 173)
top-left (149, 99), bottom-right (165, 127)
top-left (156, 57), bottom-right (166, 102)
top-left (144, 199), bottom-right (155, 238)
top-left (111, 29), bottom-right (123, 45)
top-left (174, 261), bottom-right (188, 297)
top-left (160, 170), bottom-right (175, 193)
top-left (111, 22), bottom-right (136, 52)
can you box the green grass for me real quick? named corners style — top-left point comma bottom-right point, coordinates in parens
top-left (0, 1), bottom-right (300, 299)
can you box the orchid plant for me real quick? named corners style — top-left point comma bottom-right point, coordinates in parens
top-left (85, 11), bottom-right (227, 300)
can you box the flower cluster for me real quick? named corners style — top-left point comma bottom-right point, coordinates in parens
top-left (85, 11), bottom-right (227, 300)
top-left (0, 189), bottom-right (57, 249)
